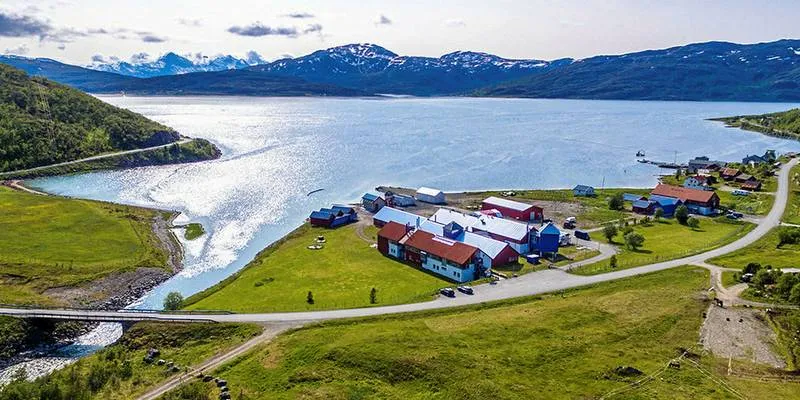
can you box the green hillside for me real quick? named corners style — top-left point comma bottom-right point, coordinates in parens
top-left (0, 63), bottom-right (183, 172)
top-left (712, 108), bottom-right (800, 140)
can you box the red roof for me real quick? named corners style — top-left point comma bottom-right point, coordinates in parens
top-left (403, 230), bottom-right (477, 265)
top-left (377, 221), bottom-right (411, 242)
top-left (721, 167), bottom-right (740, 177)
top-left (651, 184), bottom-right (717, 204)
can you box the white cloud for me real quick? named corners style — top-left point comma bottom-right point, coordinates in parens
top-left (375, 14), bottom-right (392, 26)
top-left (444, 19), bottom-right (465, 28)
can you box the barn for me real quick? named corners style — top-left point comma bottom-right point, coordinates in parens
top-left (481, 196), bottom-right (543, 221)
top-left (415, 187), bottom-right (446, 204)
top-left (419, 220), bottom-right (519, 267)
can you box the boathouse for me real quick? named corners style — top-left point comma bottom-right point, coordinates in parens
top-left (415, 187), bottom-right (446, 204)
top-left (482, 196), bottom-right (544, 221)
top-left (362, 193), bottom-right (386, 213)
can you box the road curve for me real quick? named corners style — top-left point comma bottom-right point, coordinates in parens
top-left (0, 139), bottom-right (194, 177)
top-left (0, 158), bottom-right (796, 324)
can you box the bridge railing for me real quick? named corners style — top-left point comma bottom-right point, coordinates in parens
top-left (0, 304), bottom-right (234, 315)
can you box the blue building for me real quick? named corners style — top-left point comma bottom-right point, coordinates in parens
top-left (649, 195), bottom-right (683, 217)
top-left (309, 205), bottom-right (357, 228)
top-left (532, 222), bottom-right (561, 255)
top-left (362, 193), bottom-right (386, 213)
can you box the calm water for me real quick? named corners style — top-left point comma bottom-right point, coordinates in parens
top-left (28, 97), bottom-right (800, 309)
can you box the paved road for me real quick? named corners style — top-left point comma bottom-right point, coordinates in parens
top-left (0, 139), bottom-right (194, 177)
top-left (0, 158), bottom-right (796, 324)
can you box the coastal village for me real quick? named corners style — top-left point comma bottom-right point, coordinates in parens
top-left (305, 149), bottom-right (793, 289)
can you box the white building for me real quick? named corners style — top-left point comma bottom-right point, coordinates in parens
top-left (415, 187), bottom-right (446, 204)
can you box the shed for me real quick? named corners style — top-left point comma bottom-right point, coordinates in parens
top-left (309, 210), bottom-right (334, 227)
top-left (623, 193), bottom-right (647, 202)
top-left (362, 193), bottom-right (386, 213)
top-left (632, 199), bottom-right (656, 215)
top-left (649, 195), bottom-right (682, 217)
top-left (391, 193), bottom-right (416, 207)
top-left (415, 187), bottom-right (446, 204)
top-left (534, 222), bottom-right (561, 254)
top-left (572, 185), bottom-right (596, 197)
top-left (481, 196), bottom-right (543, 221)
top-left (720, 168), bottom-right (741, 181)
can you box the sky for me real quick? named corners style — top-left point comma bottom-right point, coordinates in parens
top-left (1, 0), bottom-right (799, 65)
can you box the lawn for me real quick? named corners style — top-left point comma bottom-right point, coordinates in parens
top-left (184, 223), bottom-right (450, 313)
top-left (785, 163), bottom-right (800, 224)
top-left (0, 322), bottom-right (262, 400)
top-left (716, 189), bottom-right (775, 215)
top-left (721, 271), bottom-right (740, 288)
top-left (0, 187), bottom-right (170, 305)
top-left (183, 222), bottom-right (205, 240)
top-left (570, 218), bottom-right (754, 275)
top-left (169, 267), bottom-right (799, 399)
top-left (707, 228), bottom-right (800, 270)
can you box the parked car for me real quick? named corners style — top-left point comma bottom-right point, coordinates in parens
top-left (440, 288), bottom-right (456, 298)
top-left (574, 230), bottom-right (591, 240)
top-left (563, 220), bottom-right (576, 229)
top-left (741, 273), bottom-right (754, 283)
top-left (457, 286), bottom-right (474, 295)
top-left (726, 211), bottom-right (743, 219)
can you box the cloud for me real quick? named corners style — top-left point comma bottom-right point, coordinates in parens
top-left (90, 53), bottom-right (120, 63)
top-left (178, 18), bottom-right (202, 27)
top-left (444, 19), bottom-right (465, 28)
top-left (56, 43), bottom-right (65, 50)
top-left (3, 43), bottom-right (29, 55)
top-left (244, 50), bottom-right (266, 65)
top-left (90, 53), bottom-right (105, 62)
top-left (375, 14), bottom-right (392, 26)
top-left (0, 11), bottom-right (51, 37)
top-left (130, 52), bottom-right (151, 64)
top-left (140, 34), bottom-right (167, 43)
top-left (303, 23), bottom-right (322, 34)
top-left (278, 53), bottom-right (294, 60)
top-left (227, 22), bottom-right (300, 37)
top-left (283, 12), bottom-right (314, 19)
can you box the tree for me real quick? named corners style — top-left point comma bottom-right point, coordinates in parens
top-left (306, 291), bottom-right (314, 305)
top-left (608, 193), bottom-right (624, 211)
top-left (778, 228), bottom-right (800, 247)
top-left (370, 287), bottom-right (378, 304)
top-left (602, 224), bottom-right (618, 243)
top-left (675, 205), bottom-right (690, 225)
top-left (753, 269), bottom-right (778, 289)
top-left (609, 255), bottom-right (618, 269)
top-left (790, 282), bottom-right (800, 305)
top-left (624, 232), bottom-right (645, 250)
top-left (654, 208), bottom-right (664, 221)
top-left (742, 262), bottom-right (761, 275)
top-left (775, 273), bottom-right (799, 300)
top-left (622, 225), bottom-right (634, 236)
top-left (163, 291), bottom-right (183, 311)
top-left (686, 217), bottom-right (700, 229)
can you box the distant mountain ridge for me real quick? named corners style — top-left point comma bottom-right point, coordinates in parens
top-left (2, 39), bottom-right (800, 101)
top-left (88, 52), bottom-right (266, 78)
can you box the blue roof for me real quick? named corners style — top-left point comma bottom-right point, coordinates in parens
top-left (362, 193), bottom-right (380, 202)
top-left (310, 210), bottom-right (333, 220)
top-left (632, 199), bottom-right (653, 209)
top-left (419, 220), bottom-right (511, 259)
top-left (373, 206), bottom-right (422, 227)
top-left (624, 193), bottom-right (646, 202)
top-left (331, 205), bottom-right (355, 213)
top-left (649, 195), bottom-right (682, 206)
top-left (573, 185), bottom-right (594, 191)
top-left (538, 222), bottom-right (561, 236)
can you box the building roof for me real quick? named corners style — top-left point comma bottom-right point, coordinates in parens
top-left (431, 208), bottom-right (532, 241)
top-left (651, 184), bottom-right (717, 204)
top-left (741, 181), bottom-right (762, 189)
top-left (623, 193), bottom-right (646, 202)
top-left (416, 187), bottom-right (444, 197)
top-left (378, 221), bottom-right (411, 242)
top-left (310, 210), bottom-right (333, 220)
top-left (736, 174), bottom-right (754, 181)
top-left (403, 230), bottom-right (477, 265)
top-left (482, 196), bottom-right (539, 212)
top-left (649, 194), bottom-right (682, 207)
top-left (373, 207), bottom-right (423, 227)
top-left (632, 199), bottom-right (653, 209)
top-left (686, 175), bottom-right (708, 184)
top-left (538, 222), bottom-right (561, 236)
top-left (721, 167), bottom-right (741, 177)
top-left (573, 184), bottom-right (594, 191)
top-left (362, 193), bottom-right (382, 202)
top-left (331, 205), bottom-right (356, 214)
top-left (419, 220), bottom-right (513, 259)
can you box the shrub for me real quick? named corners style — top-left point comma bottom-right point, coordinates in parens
top-left (675, 205), bottom-right (690, 225)
top-left (163, 292), bottom-right (184, 311)
top-left (624, 232), bottom-right (645, 250)
top-left (686, 217), bottom-right (700, 229)
top-left (602, 225), bottom-right (618, 243)
top-left (608, 193), bottom-right (624, 211)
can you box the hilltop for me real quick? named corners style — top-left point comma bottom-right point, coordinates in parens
top-left (0, 64), bottom-right (219, 173)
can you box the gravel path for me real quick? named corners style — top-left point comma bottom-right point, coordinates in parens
top-left (699, 305), bottom-right (786, 369)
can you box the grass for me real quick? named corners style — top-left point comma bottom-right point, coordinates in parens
top-left (0, 187), bottom-right (169, 306)
top-left (716, 189), bottom-right (775, 215)
top-left (184, 223), bottom-right (450, 313)
top-left (570, 218), bottom-right (754, 275)
top-left (183, 222), bottom-right (205, 240)
top-left (707, 228), bottom-right (800, 270)
top-left (785, 163), bottom-right (800, 224)
top-left (0, 322), bottom-right (262, 400)
top-left (174, 267), bottom-right (798, 399)
top-left (721, 271), bottom-right (740, 288)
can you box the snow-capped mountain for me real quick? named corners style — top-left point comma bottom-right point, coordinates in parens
top-left (88, 52), bottom-right (266, 78)
top-left (252, 43), bottom-right (570, 94)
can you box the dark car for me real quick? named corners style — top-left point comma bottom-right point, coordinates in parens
top-left (440, 288), bottom-right (456, 298)
top-left (574, 230), bottom-right (591, 240)
top-left (457, 285), bottom-right (474, 295)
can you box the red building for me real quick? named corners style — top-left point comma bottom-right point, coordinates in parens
top-left (481, 196), bottom-right (543, 221)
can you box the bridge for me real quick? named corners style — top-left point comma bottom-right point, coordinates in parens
top-left (0, 305), bottom-right (225, 323)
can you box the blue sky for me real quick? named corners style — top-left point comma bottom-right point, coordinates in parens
top-left (1, 0), bottom-right (799, 64)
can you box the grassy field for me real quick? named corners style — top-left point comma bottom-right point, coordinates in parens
top-left (785, 163), bottom-right (800, 224)
top-left (707, 228), bottom-right (800, 270)
top-left (184, 223), bottom-right (450, 312)
top-left (571, 218), bottom-right (754, 275)
top-left (0, 323), bottom-right (261, 400)
top-left (173, 267), bottom-right (799, 399)
top-left (0, 187), bottom-right (170, 305)
top-left (716, 189), bottom-right (775, 215)
top-left (183, 222), bottom-right (205, 240)
top-left (721, 271), bottom-right (740, 288)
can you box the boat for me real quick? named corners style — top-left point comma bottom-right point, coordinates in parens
top-left (636, 150), bottom-right (646, 157)
top-left (307, 188), bottom-right (325, 196)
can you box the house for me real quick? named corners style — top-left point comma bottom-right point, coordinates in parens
top-left (390, 193), bottom-right (416, 207)
top-left (632, 199), bottom-right (656, 215)
top-left (683, 175), bottom-right (713, 191)
top-left (687, 156), bottom-right (726, 173)
top-left (372, 206), bottom-right (423, 228)
top-left (419, 220), bottom-right (519, 267)
top-left (650, 184), bottom-right (720, 215)
top-left (742, 154), bottom-right (767, 166)
top-left (378, 221), bottom-right (487, 283)
top-left (572, 185), bottom-right (596, 197)
top-left (720, 167), bottom-right (741, 181)
top-left (431, 208), bottom-right (535, 254)
top-left (415, 187), bottom-right (446, 204)
top-left (734, 174), bottom-right (754, 184)
top-left (649, 195), bottom-right (683, 217)
top-left (741, 180), bottom-right (762, 191)
top-left (623, 193), bottom-right (647, 202)
top-left (308, 205), bottom-right (357, 228)
top-left (532, 222), bottom-right (561, 255)
top-left (362, 193), bottom-right (386, 213)
top-left (481, 196), bottom-right (544, 221)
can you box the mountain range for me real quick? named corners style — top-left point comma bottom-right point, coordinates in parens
top-left (1, 39), bottom-right (799, 101)
top-left (88, 52), bottom-right (266, 78)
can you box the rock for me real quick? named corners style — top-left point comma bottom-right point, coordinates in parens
top-left (203, 375), bottom-right (214, 382)
top-left (147, 348), bottom-right (160, 358)
top-left (220, 386), bottom-right (229, 392)
top-left (216, 379), bottom-right (228, 387)
top-left (170, 366), bottom-right (180, 372)
top-left (219, 393), bottom-right (231, 400)
top-left (167, 361), bottom-right (174, 368)
top-left (613, 365), bottom-right (643, 376)
top-left (157, 359), bottom-right (166, 366)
